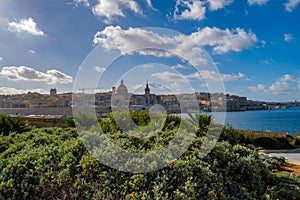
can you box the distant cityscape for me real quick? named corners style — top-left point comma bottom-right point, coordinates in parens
top-left (0, 80), bottom-right (299, 117)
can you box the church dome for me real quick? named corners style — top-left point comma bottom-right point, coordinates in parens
top-left (117, 79), bottom-right (128, 95)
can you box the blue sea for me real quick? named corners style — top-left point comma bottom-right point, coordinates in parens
top-left (211, 107), bottom-right (300, 135)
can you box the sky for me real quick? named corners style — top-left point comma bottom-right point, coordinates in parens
top-left (0, 0), bottom-right (300, 102)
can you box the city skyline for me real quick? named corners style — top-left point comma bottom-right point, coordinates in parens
top-left (0, 0), bottom-right (300, 102)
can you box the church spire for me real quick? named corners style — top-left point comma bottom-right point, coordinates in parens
top-left (145, 80), bottom-right (150, 105)
top-left (145, 80), bottom-right (150, 95)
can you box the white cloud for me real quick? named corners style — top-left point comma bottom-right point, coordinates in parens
top-left (93, 26), bottom-right (257, 65)
top-left (92, 0), bottom-right (142, 22)
top-left (0, 66), bottom-right (73, 85)
top-left (248, 84), bottom-right (266, 92)
top-left (0, 87), bottom-right (48, 95)
top-left (284, 33), bottom-right (294, 42)
top-left (174, 0), bottom-right (233, 20)
top-left (46, 70), bottom-right (73, 84)
top-left (151, 70), bottom-right (245, 83)
top-left (269, 81), bottom-right (294, 94)
top-left (28, 49), bottom-right (36, 54)
top-left (95, 66), bottom-right (106, 73)
top-left (207, 0), bottom-right (234, 11)
top-left (174, 0), bottom-right (206, 20)
top-left (247, 0), bottom-right (269, 6)
top-left (171, 64), bottom-right (187, 69)
top-left (151, 71), bottom-right (189, 83)
top-left (93, 26), bottom-right (165, 54)
top-left (261, 59), bottom-right (276, 65)
top-left (189, 27), bottom-right (257, 54)
top-left (188, 70), bottom-right (245, 81)
top-left (284, 0), bottom-right (300, 12)
top-left (261, 40), bottom-right (266, 47)
top-left (0, 57), bottom-right (3, 62)
top-left (73, 0), bottom-right (90, 7)
top-left (279, 74), bottom-right (295, 81)
top-left (145, 0), bottom-right (156, 10)
top-left (249, 74), bottom-right (298, 94)
top-left (8, 17), bottom-right (45, 36)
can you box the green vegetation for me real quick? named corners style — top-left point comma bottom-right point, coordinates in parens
top-left (254, 137), bottom-right (294, 150)
top-left (0, 114), bottom-right (31, 136)
top-left (0, 112), bottom-right (299, 199)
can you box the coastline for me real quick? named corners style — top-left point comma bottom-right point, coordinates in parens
top-left (259, 147), bottom-right (300, 154)
top-left (261, 149), bottom-right (300, 166)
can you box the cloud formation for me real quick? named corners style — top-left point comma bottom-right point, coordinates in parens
top-left (284, 33), bottom-right (294, 42)
top-left (151, 70), bottom-right (245, 83)
top-left (284, 0), bottom-right (300, 12)
top-left (174, 0), bottom-right (233, 20)
top-left (249, 74), bottom-right (299, 94)
top-left (207, 0), bottom-right (234, 10)
top-left (0, 87), bottom-right (48, 95)
top-left (174, 0), bottom-right (206, 20)
top-left (248, 84), bottom-right (266, 92)
top-left (28, 49), bottom-right (36, 54)
top-left (189, 27), bottom-right (257, 54)
top-left (94, 66), bottom-right (106, 73)
top-left (93, 26), bottom-right (257, 65)
top-left (247, 0), bottom-right (269, 6)
top-left (0, 66), bottom-right (73, 84)
top-left (188, 70), bottom-right (245, 81)
top-left (151, 71), bottom-right (189, 83)
top-left (269, 81), bottom-right (294, 94)
top-left (8, 17), bottom-right (45, 36)
top-left (73, 0), bottom-right (90, 7)
top-left (92, 0), bottom-right (142, 22)
top-left (279, 74), bottom-right (295, 81)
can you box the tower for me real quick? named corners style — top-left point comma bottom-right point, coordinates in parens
top-left (50, 88), bottom-right (57, 95)
top-left (145, 80), bottom-right (150, 95)
top-left (145, 80), bottom-right (150, 105)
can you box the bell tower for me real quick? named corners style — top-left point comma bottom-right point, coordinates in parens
top-left (145, 80), bottom-right (150, 105)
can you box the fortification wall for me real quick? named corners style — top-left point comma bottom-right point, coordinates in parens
top-left (0, 108), bottom-right (72, 116)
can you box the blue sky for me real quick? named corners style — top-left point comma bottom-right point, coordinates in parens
top-left (0, 0), bottom-right (300, 102)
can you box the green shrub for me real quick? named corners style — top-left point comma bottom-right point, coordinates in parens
top-left (0, 114), bottom-right (31, 136)
top-left (219, 125), bottom-right (254, 145)
top-left (254, 137), bottom-right (293, 150)
top-left (0, 112), bottom-right (299, 199)
top-left (65, 117), bottom-right (76, 127)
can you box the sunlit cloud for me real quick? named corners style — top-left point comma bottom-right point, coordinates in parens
top-left (28, 49), bottom-right (36, 54)
top-left (92, 0), bottom-right (142, 23)
top-left (93, 26), bottom-right (257, 66)
top-left (187, 70), bottom-right (245, 81)
top-left (247, 0), bottom-right (269, 6)
top-left (284, 0), bottom-right (300, 12)
top-left (7, 17), bottom-right (45, 36)
top-left (94, 66), bottom-right (106, 73)
top-left (0, 66), bottom-right (73, 85)
top-left (284, 33), bottom-right (294, 42)
top-left (0, 87), bottom-right (48, 95)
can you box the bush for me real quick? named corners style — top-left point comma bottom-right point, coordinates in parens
top-left (65, 117), bottom-right (76, 127)
top-left (0, 112), bottom-right (299, 199)
top-left (219, 126), bottom-right (254, 145)
top-left (0, 126), bottom-right (299, 199)
top-left (0, 114), bottom-right (31, 136)
top-left (254, 137), bottom-right (293, 150)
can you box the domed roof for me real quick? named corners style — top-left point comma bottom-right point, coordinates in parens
top-left (117, 79), bottom-right (128, 95)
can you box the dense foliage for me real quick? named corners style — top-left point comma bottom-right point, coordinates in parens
top-left (254, 137), bottom-right (294, 150)
top-left (0, 112), bottom-right (299, 199)
top-left (0, 114), bottom-right (31, 136)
